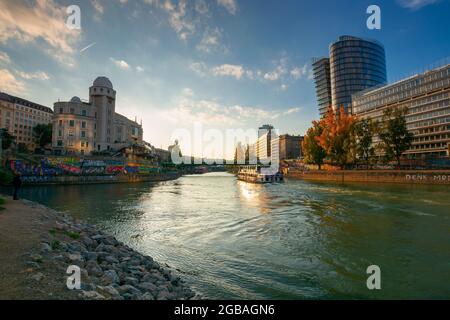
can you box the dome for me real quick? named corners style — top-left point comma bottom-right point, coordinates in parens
top-left (70, 96), bottom-right (81, 103)
top-left (93, 76), bottom-right (113, 89)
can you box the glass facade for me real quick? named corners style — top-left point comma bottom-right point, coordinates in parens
top-left (329, 36), bottom-right (387, 114)
top-left (353, 64), bottom-right (450, 158)
top-left (312, 57), bottom-right (332, 118)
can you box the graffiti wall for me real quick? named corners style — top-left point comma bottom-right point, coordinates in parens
top-left (8, 156), bottom-right (162, 178)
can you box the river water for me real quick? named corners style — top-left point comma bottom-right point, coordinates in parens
top-left (11, 172), bottom-right (450, 299)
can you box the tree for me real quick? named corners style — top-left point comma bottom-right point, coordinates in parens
top-left (379, 107), bottom-right (414, 166)
top-left (317, 106), bottom-right (357, 168)
top-left (33, 123), bottom-right (52, 148)
top-left (0, 129), bottom-right (15, 150)
top-left (302, 120), bottom-right (327, 170)
top-left (354, 118), bottom-right (376, 167)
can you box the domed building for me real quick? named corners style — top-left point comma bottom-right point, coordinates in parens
top-left (52, 77), bottom-right (143, 155)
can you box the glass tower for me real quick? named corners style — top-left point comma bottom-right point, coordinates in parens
top-left (312, 57), bottom-right (333, 118)
top-left (329, 36), bottom-right (387, 114)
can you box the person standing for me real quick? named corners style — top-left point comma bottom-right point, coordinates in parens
top-left (13, 173), bottom-right (22, 200)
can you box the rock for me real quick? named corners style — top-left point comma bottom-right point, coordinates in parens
top-left (40, 242), bottom-right (52, 253)
top-left (157, 289), bottom-right (170, 300)
top-left (116, 285), bottom-right (141, 296)
top-left (79, 291), bottom-right (106, 300)
top-left (92, 235), bottom-right (105, 241)
top-left (86, 261), bottom-right (103, 277)
top-left (124, 276), bottom-right (139, 287)
top-left (105, 255), bottom-right (119, 264)
top-left (66, 253), bottom-right (84, 266)
top-left (138, 292), bottom-right (155, 300)
top-left (100, 270), bottom-right (120, 285)
top-left (26, 261), bottom-right (41, 270)
top-left (84, 252), bottom-right (98, 262)
top-left (30, 254), bottom-right (43, 263)
top-left (30, 272), bottom-right (44, 282)
top-left (97, 285), bottom-right (121, 299)
top-left (137, 282), bottom-right (157, 294)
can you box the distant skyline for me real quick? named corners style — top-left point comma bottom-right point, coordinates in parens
top-left (0, 0), bottom-right (449, 158)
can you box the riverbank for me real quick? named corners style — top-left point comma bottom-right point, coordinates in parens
top-left (287, 169), bottom-right (450, 185)
top-left (0, 197), bottom-right (197, 300)
top-left (19, 172), bottom-right (181, 186)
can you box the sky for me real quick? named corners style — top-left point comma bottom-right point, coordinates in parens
top-left (0, 0), bottom-right (449, 159)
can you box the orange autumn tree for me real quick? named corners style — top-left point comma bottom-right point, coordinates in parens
top-left (317, 106), bottom-right (357, 168)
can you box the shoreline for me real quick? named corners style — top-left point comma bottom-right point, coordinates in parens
top-left (286, 169), bottom-right (450, 185)
top-left (0, 197), bottom-right (198, 300)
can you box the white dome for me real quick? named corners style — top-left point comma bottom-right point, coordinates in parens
top-left (70, 96), bottom-right (81, 103)
top-left (93, 76), bottom-right (113, 89)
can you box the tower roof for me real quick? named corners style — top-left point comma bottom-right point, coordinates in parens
top-left (93, 76), bottom-right (113, 89)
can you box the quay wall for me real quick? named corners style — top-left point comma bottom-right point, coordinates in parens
top-left (21, 172), bottom-right (180, 186)
top-left (287, 170), bottom-right (450, 185)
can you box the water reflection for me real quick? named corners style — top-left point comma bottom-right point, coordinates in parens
top-left (6, 173), bottom-right (450, 299)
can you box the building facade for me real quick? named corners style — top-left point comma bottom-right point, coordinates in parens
top-left (353, 63), bottom-right (450, 158)
top-left (0, 92), bottom-right (53, 150)
top-left (312, 58), bottom-right (332, 118)
top-left (313, 36), bottom-right (387, 115)
top-left (279, 134), bottom-right (303, 160)
top-left (52, 77), bottom-right (143, 155)
top-left (256, 124), bottom-right (274, 163)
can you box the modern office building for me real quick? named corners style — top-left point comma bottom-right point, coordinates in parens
top-left (353, 63), bottom-right (450, 158)
top-left (52, 77), bottom-right (143, 155)
top-left (0, 92), bottom-right (53, 150)
top-left (312, 58), bottom-right (332, 118)
top-left (313, 36), bottom-right (387, 115)
top-left (279, 134), bottom-right (303, 160)
top-left (256, 124), bottom-right (274, 162)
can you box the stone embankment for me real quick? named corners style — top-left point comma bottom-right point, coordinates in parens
top-left (0, 198), bottom-right (197, 300)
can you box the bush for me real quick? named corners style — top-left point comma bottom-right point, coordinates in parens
top-left (0, 168), bottom-right (13, 186)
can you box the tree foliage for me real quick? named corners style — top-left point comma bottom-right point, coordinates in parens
top-left (317, 106), bottom-right (357, 168)
top-left (378, 107), bottom-right (414, 166)
top-left (0, 129), bottom-right (15, 150)
top-left (354, 118), bottom-right (376, 166)
top-left (33, 123), bottom-right (52, 148)
top-left (302, 120), bottom-right (327, 169)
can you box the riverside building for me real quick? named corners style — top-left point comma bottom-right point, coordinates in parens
top-left (0, 92), bottom-right (53, 150)
top-left (52, 77), bottom-right (143, 155)
top-left (353, 63), bottom-right (450, 158)
top-left (313, 36), bottom-right (387, 116)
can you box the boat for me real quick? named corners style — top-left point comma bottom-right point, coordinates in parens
top-left (237, 165), bottom-right (283, 184)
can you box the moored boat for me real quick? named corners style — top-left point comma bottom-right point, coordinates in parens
top-left (237, 166), bottom-right (283, 184)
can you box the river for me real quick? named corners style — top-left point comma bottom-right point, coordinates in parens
top-left (9, 172), bottom-right (450, 299)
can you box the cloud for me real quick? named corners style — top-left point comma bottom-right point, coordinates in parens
top-left (16, 70), bottom-right (50, 81)
top-left (136, 66), bottom-right (145, 72)
top-left (0, 51), bottom-right (11, 64)
top-left (0, 69), bottom-right (25, 94)
top-left (283, 107), bottom-right (301, 115)
top-left (91, 0), bottom-right (104, 14)
top-left (217, 0), bottom-right (238, 15)
top-left (189, 62), bottom-right (209, 77)
top-left (0, 0), bottom-right (80, 67)
top-left (110, 57), bottom-right (131, 70)
top-left (396, 0), bottom-right (440, 9)
top-left (160, 0), bottom-right (196, 41)
top-left (196, 27), bottom-right (227, 53)
top-left (195, 0), bottom-right (209, 15)
top-left (211, 64), bottom-right (244, 79)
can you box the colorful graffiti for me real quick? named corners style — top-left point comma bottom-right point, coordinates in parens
top-left (8, 156), bottom-right (162, 178)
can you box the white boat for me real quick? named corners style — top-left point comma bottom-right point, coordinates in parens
top-left (237, 166), bottom-right (283, 184)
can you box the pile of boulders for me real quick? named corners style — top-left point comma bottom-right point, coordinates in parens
top-left (28, 213), bottom-right (197, 300)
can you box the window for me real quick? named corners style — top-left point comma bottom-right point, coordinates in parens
top-left (69, 120), bottom-right (74, 127)
top-left (57, 140), bottom-right (63, 147)
top-left (58, 130), bottom-right (62, 137)
top-left (81, 131), bottom-right (86, 138)
top-left (81, 121), bottom-right (86, 128)
top-left (82, 110), bottom-right (87, 116)
top-left (59, 108), bottom-right (63, 113)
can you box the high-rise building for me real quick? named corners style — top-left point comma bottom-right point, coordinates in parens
top-left (53, 77), bottom-right (143, 155)
top-left (279, 134), bottom-right (304, 160)
top-left (0, 92), bottom-right (53, 151)
top-left (312, 58), bottom-right (332, 118)
top-left (313, 36), bottom-right (387, 115)
top-left (353, 63), bottom-right (450, 158)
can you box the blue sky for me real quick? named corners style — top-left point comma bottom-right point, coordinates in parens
top-left (0, 0), bottom-right (449, 158)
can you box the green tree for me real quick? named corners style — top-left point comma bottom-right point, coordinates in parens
top-left (302, 120), bottom-right (327, 170)
top-left (354, 118), bottom-right (376, 167)
top-left (379, 107), bottom-right (414, 166)
top-left (33, 123), bottom-right (52, 148)
top-left (0, 129), bottom-right (15, 150)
